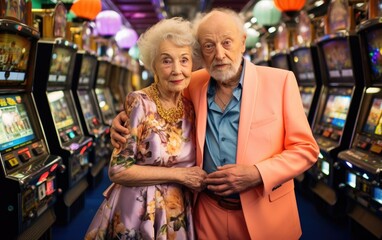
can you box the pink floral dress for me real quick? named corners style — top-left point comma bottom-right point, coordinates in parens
top-left (85, 90), bottom-right (196, 240)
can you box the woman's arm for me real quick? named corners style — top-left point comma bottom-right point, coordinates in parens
top-left (110, 164), bottom-right (206, 191)
top-left (109, 92), bottom-right (206, 191)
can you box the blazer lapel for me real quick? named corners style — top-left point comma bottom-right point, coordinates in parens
top-left (196, 80), bottom-right (209, 167)
top-left (236, 60), bottom-right (258, 164)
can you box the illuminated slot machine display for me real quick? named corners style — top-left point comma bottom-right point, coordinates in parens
top-left (71, 52), bottom-right (110, 189)
top-left (94, 59), bottom-right (115, 126)
top-left (337, 14), bottom-right (382, 238)
top-left (109, 63), bottom-right (125, 113)
top-left (270, 23), bottom-right (292, 70)
top-left (308, 0), bottom-right (364, 217)
top-left (0, 19), bottom-right (62, 239)
top-left (289, 11), bottom-right (322, 126)
top-left (31, 3), bottom-right (93, 223)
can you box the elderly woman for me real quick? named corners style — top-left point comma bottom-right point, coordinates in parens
top-left (85, 17), bottom-right (206, 240)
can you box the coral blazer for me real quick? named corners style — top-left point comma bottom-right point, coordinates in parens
top-left (186, 59), bottom-right (319, 240)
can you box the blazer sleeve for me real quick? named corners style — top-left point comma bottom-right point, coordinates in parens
top-left (254, 71), bottom-right (319, 196)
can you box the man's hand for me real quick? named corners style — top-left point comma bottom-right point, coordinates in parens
top-left (204, 164), bottom-right (262, 196)
top-left (110, 111), bottom-right (129, 148)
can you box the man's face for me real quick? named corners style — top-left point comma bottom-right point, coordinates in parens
top-left (197, 12), bottom-right (246, 83)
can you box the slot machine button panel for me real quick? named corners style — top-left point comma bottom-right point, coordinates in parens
top-left (32, 146), bottom-right (44, 156)
top-left (356, 141), bottom-right (370, 150)
top-left (370, 144), bottom-right (382, 155)
top-left (19, 151), bottom-right (31, 162)
top-left (330, 132), bottom-right (340, 141)
top-left (5, 157), bottom-right (19, 169)
top-left (60, 132), bottom-right (69, 142)
top-left (322, 129), bottom-right (332, 138)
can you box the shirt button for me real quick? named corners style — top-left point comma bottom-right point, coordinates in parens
top-left (222, 137), bottom-right (226, 141)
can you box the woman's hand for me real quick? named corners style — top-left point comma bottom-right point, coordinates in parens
top-left (179, 166), bottom-right (207, 192)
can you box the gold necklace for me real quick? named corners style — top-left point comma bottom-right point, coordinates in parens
top-left (149, 84), bottom-right (184, 123)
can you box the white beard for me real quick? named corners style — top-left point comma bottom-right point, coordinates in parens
top-left (208, 54), bottom-right (242, 83)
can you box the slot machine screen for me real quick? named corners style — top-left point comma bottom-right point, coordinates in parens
top-left (272, 54), bottom-right (289, 70)
top-left (78, 91), bottom-right (97, 122)
top-left (95, 88), bottom-right (113, 116)
top-left (49, 46), bottom-right (73, 83)
top-left (365, 28), bottom-right (382, 83)
top-left (96, 61), bottom-right (109, 85)
top-left (321, 39), bottom-right (353, 81)
top-left (321, 160), bottom-right (330, 175)
top-left (0, 95), bottom-right (36, 152)
top-left (346, 171), bottom-right (356, 188)
top-left (320, 94), bottom-right (351, 129)
top-left (373, 187), bottom-right (382, 204)
top-left (0, 32), bottom-right (31, 82)
top-left (47, 91), bottom-right (76, 132)
top-left (300, 87), bottom-right (315, 116)
top-left (292, 48), bottom-right (315, 81)
top-left (79, 55), bottom-right (96, 85)
top-left (362, 98), bottom-right (382, 135)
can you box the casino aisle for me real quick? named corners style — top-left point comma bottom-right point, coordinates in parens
top-left (2, 1), bottom-right (382, 240)
top-left (50, 167), bottom-right (351, 240)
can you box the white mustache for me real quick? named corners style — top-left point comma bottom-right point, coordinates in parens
top-left (212, 61), bottom-right (231, 67)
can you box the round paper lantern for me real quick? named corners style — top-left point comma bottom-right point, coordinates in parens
top-left (96, 10), bottom-right (122, 37)
top-left (70, 0), bottom-right (102, 20)
top-left (274, 0), bottom-right (306, 12)
top-left (246, 28), bottom-right (260, 48)
top-left (274, 0), bottom-right (306, 18)
top-left (115, 27), bottom-right (139, 49)
top-left (253, 0), bottom-right (281, 27)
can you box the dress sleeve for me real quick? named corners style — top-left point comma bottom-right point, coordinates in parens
top-left (109, 92), bottom-right (146, 174)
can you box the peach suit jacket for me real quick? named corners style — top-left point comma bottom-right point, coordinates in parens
top-left (186, 59), bottom-right (319, 240)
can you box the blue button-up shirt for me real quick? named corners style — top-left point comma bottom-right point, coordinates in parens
top-left (203, 63), bottom-right (244, 175)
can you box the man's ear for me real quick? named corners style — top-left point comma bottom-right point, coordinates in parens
top-left (241, 34), bottom-right (247, 53)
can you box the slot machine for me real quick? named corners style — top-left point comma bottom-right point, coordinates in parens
top-left (289, 11), bottom-right (322, 126)
top-left (308, 0), bottom-right (364, 217)
top-left (270, 52), bottom-right (291, 70)
top-left (31, 3), bottom-right (93, 224)
top-left (94, 58), bottom-right (115, 126)
top-left (71, 50), bottom-right (110, 189)
top-left (0, 18), bottom-right (62, 240)
top-left (120, 65), bottom-right (133, 96)
top-left (270, 23), bottom-right (292, 70)
top-left (109, 63), bottom-right (125, 113)
top-left (337, 8), bottom-right (382, 238)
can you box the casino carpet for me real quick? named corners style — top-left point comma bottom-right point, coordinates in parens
top-left (51, 167), bottom-right (351, 240)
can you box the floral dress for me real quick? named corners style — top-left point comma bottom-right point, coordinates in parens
top-left (85, 90), bottom-right (196, 240)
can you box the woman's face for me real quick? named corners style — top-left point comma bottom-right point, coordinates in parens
top-left (154, 40), bottom-right (193, 95)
